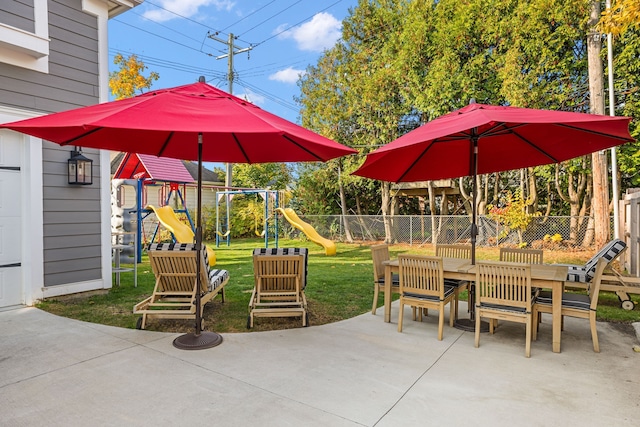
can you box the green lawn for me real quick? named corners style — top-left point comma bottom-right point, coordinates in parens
top-left (35, 238), bottom-right (640, 333)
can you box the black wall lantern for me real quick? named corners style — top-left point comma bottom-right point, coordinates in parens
top-left (68, 147), bottom-right (93, 185)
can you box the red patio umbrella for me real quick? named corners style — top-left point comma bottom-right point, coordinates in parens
top-left (1, 78), bottom-right (357, 349)
top-left (353, 102), bottom-right (633, 330)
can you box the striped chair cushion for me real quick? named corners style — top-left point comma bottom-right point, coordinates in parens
top-left (565, 239), bottom-right (625, 283)
top-left (536, 290), bottom-right (591, 311)
top-left (253, 248), bottom-right (309, 289)
top-left (444, 278), bottom-right (468, 288)
top-left (566, 266), bottom-right (588, 283)
top-left (478, 302), bottom-right (528, 313)
top-left (148, 243), bottom-right (229, 290)
top-left (376, 273), bottom-right (400, 287)
top-left (207, 269), bottom-right (229, 291)
top-left (403, 284), bottom-right (455, 301)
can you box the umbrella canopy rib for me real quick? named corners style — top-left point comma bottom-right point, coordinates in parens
top-left (232, 133), bottom-right (251, 163)
top-left (60, 127), bottom-right (101, 146)
top-left (498, 126), bottom-right (560, 164)
top-left (157, 131), bottom-right (174, 158)
top-left (283, 135), bottom-right (325, 162)
top-left (397, 138), bottom-right (439, 182)
top-left (555, 122), bottom-right (635, 140)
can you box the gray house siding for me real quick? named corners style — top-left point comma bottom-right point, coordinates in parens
top-left (0, 0), bottom-right (103, 288)
top-left (0, 0), bottom-right (35, 33)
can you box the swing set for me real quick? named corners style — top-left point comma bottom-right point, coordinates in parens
top-left (215, 189), bottom-right (279, 248)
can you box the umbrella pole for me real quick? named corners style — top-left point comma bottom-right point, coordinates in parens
top-left (455, 133), bottom-right (489, 332)
top-left (173, 133), bottom-right (223, 350)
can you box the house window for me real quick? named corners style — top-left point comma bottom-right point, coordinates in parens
top-left (0, 0), bottom-right (49, 73)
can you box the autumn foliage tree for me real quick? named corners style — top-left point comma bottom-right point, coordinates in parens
top-left (487, 189), bottom-right (541, 247)
top-left (109, 53), bottom-right (159, 100)
top-left (598, 0), bottom-right (640, 36)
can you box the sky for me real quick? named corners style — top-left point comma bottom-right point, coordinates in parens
top-left (108, 0), bottom-right (358, 125)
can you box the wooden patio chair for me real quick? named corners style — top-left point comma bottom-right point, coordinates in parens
top-left (499, 247), bottom-right (545, 326)
top-left (533, 257), bottom-right (607, 352)
top-left (133, 243), bottom-right (229, 330)
top-left (435, 244), bottom-right (472, 320)
top-left (397, 255), bottom-right (455, 340)
top-left (475, 261), bottom-right (533, 357)
top-left (248, 249), bottom-right (308, 328)
top-left (499, 248), bottom-right (544, 264)
top-left (371, 244), bottom-right (399, 315)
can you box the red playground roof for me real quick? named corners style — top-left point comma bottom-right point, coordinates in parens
top-left (113, 153), bottom-right (194, 183)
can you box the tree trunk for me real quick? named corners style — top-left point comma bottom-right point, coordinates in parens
top-left (428, 181), bottom-right (439, 244)
top-left (588, 0), bottom-right (610, 248)
top-left (581, 180), bottom-right (594, 246)
top-left (337, 165), bottom-right (354, 243)
top-left (381, 181), bottom-right (392, 243)
top-left (555, 163), bottom-right (587, 242)
top-left (527, 167), bottom-right (538, 214)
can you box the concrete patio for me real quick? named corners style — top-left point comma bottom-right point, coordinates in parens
top-left (1, 304), bottom-right (639, 426)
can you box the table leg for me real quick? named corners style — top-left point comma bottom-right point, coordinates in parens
top-left (552, 282), bottom-right (562, 353)
top-left (384, 264), bottom-right (392, 323)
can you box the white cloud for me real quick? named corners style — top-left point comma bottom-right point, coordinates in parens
top-left (269, 67), bottom-right (306, 84)
top-left (278, 12), bottom-right (341, 52)
top-left (143, 0), bottom-right (234, 22)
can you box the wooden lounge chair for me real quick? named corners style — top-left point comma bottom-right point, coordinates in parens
top-left (475, 261), bottom-right (533, 357)
top-left (133, 243), bottom-right (229, 330)
top-left (564, 239), bottom-right (625, 285)
top-left (371, 244), bottom-right (399, 315)
top-left (248, 248), bottom-right (308, 328)
top-left (533, 258), bottom-right (607, 352)
top-left (397, 254), bottom-right (455, 340)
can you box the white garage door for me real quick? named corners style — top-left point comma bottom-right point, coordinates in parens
top-left (0, 131), bottom-right (23, 307)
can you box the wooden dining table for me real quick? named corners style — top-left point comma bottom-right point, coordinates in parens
top-left (382, 258), bottom-right (569, 353)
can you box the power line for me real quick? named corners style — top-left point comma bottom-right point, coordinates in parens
top-left (220, 0), bottom-right (278, 33)
top-left (236, 78), bottom-right (299, 112)
top-left (112, 18), bottom-right (212, 55)
top-left (108, 49), bottom-right (226, 79)
top-left (238, 0), bottom-right (304, 38)
top-left (254, 0), bottom-right (344, 47)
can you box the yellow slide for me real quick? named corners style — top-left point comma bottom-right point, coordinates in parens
top-left (146, 205), bottom-right (216, 265)
top-left (277, 207), bottom-right (336, 256)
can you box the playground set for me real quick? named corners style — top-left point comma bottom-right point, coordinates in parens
top-left (111, 153), bottom-right (338, 261)
top-left (215, 189), bottom-right (280, 248)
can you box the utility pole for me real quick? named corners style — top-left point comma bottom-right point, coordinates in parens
top-left (606, 0), bottom-right (620, 239)
top-left (208, 32), bottom-right (253, 189)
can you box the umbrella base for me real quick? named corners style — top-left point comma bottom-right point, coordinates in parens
top-left (454, 318), bottom-right (489, 333)
top-left (173, 331), bottom-right (223, 350)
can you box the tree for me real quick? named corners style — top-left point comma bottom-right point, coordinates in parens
top-left (487, 189), bottom-right (541, 246)
top-left (598, 0), bottom-right (640, 36)
top-left (109, 53), bottom-right (159, 100)
top-left (588, 0), bottom-right (609, 249)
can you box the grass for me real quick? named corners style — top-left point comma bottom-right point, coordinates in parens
top-left (35, 238), bottom-right (640, 333)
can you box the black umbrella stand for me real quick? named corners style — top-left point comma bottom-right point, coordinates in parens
top-left (453, 132), bottom-right (489, 333)
top-left (173, 133), bottom-right (223, 350)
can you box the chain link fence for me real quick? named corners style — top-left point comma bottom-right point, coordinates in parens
top-left (280, 215), bottom-right (597, 249)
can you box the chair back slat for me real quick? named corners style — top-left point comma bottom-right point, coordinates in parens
top-left (476, 261), bottom-right (532, 310)
top-left (435, 244), bottom-right (471, 260)
top-left (148, 248), bottom-right (209, 294)
top-left (253, 254), bottom-right (304, 302)
top-left (399, 255), bottom-right (444, 299)
top-left (371, 244), bottom-right (391, 282)
top-left (499, 248), bottom-right (543, 264)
